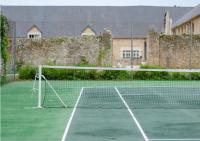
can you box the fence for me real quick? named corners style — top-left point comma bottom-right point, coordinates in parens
top-left (6, 21), bottom-right (200, 75)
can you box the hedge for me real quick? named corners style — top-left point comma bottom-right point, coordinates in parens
top-left (18, 65), bottom-right (200, 80)
top-left (19, 65), bottom-right (37, 79)
top-left (140, 64), bottom-right (165, 69)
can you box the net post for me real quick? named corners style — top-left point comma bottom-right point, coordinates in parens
top-left (37, 65), bottom-right (42, 108)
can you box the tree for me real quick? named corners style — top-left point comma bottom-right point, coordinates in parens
top-left (1, 14), bottom-right (9, 76)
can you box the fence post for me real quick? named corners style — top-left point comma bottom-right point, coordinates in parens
top-left (38, 65), bottom-right (42, 108)
top-left (189, 21), bottom-right (193, 70)
top-left (131, 24), bottom-right (133, 68)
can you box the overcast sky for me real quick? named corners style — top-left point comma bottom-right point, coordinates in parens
top-left (1, 0), bottom-right (200, 7)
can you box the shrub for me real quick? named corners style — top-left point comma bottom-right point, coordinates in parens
top-left (131, 71), bottom-right (169, 80)
top-left (170, 72), bottom-right (188, 80)
top-left (16, 60), bottom-right (24, 72)
top-left (19, 65), bottom-right (36, 79)
top-left (0, 75), bottom-right (7, 85)
top-left (99, 70), bottom-right (130, 80)
top-left (18, 65), bottom-right (200, 81)
top-left (190, 72), bottom-right (200, 80)
top-left (140, 64), bottom-right (165, 69)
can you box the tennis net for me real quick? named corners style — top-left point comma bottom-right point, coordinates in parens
top-left (35, 65), bottom-right (200, 109)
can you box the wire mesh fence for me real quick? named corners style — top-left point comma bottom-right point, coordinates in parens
top-left (6, 20), bottom-right (17, 81)
top-left (4, 20), bottom-right (200, 83)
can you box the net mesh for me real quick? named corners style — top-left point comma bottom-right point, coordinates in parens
top-left (40, 66), bottom-right (200, 109)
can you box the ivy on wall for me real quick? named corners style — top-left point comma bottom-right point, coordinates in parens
top-left (98, 30), bottom-right (112, 66)
top-left (159, 34), bottom-right (200, 41)
top-left (1, 14), bottom-right (9, 76)
top-left (159, 34), bottom-right (200, 49)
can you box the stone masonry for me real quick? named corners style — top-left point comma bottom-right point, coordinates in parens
top-left (16, 37), bottom-right (101, 66)
top-left (147, 32), bottom-right (200, 69)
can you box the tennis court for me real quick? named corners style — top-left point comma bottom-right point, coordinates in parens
top-left (38, 77), bottom-right (197, 141)
top-left (59, 82), bottom-right (200, 141)
top-left (36, 66), bottom-right (200, 141)
top-left (2, 66), bottom-right (200, 141)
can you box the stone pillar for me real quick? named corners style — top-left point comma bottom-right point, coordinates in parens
top-left (147, 31), bottom-right (160, 66)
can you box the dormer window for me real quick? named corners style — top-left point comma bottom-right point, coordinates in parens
top-left (81, 26), bottom-right (96, 36)
top-left (27, 25), bottom-right (42, 39)
top-left (28, 34), bottom-right (41, 39)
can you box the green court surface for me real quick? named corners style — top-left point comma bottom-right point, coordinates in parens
top-left (1, 80), bottom-right (200, 141)
top-left (1, 81), bottom-right (72, 141)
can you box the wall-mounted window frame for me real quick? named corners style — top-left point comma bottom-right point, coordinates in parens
top-left (122, 49), bottom-right (140, 59)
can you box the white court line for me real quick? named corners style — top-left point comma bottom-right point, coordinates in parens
top-left (122, 94), bottom-right (200, 96)
top-left (114, 86), bottom-right (149, 141)
top-left (83, 86), bottom-right (117, 89)
top-left (122, 94), bottom-right (152, 96)
top-left (116, 86), bottom-right (200, 88)
top-left (150, 139), bottom-right (200, 141)
top-left (61, 87), bottom-right (84, 141)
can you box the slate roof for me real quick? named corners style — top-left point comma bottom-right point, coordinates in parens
top-left (1, 6), bottom-right (193, 38)
top-left (173, 4), bottom-right (200, 28)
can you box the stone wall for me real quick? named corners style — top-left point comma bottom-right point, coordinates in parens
top-left (16, 36), bottom-right (107, 66)
top-left (98, 30), bottom-right (113, 67)
top-left (147, 32), bottom-right (160, 66)
top-left (147, 32), bottom-right (200, 69)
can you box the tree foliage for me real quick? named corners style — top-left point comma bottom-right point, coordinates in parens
top-left (1, 14), bottom-right (9, 75)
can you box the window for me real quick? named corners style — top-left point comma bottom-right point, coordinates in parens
top-left (29, 34), bottom-right (34, 39)
top-left (186, 24), bottom-right (189, 34)
top-left (28, 33), bottom-right (41, 39)
top-left (192, 23), bottom-right (194, 34)
top-left (178, 28), bottom-right (180, 35)
top-left (123, 50), bottom-right (131, 58)
top-left (122, 50), bottom-right (140, 59)
top-left (144, 42), bottom-right (147, 61)
top-left (81, 32), bottom-right (96, 36)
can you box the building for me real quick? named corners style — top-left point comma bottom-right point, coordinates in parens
top-left (172, 4), bottom-right (200, 35)
top-left (2, 5), bottom-right (198, 67)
